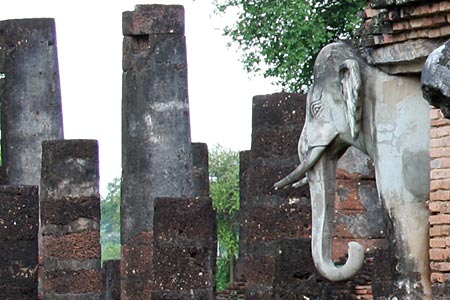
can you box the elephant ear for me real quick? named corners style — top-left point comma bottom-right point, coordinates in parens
top-left (339, 59), bottom-right (362, 140)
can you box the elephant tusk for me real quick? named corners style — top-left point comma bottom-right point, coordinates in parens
top-left (292, 177), bottom-right (308, 188)
top-left (274, 146), bottom-right (326, 190)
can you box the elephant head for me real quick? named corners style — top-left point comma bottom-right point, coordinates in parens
top-left (274, 42), bottom-right (431, 297)
top-left (275, 42), bottom-right (367, 281)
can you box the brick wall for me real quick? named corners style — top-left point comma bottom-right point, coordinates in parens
top-left (429, 107), bottom-right (450, 297)
top-left (358, 0), bottom-right (450, 74)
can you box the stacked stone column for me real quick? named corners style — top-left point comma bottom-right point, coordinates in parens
top-left (40, 140), bottom-right (102, 299)
top-left (121, 5), bottom-right (216, 300)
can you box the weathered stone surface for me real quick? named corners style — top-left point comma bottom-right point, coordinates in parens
top-left (123, 4), bottom-right (184, 36)
top-left (0, 18), bottom-right (64, 185)
top-left (41, 140), bottom-right (99, 202)
top-left (154, 197), bottom-right (216, 242)
top-left (122, 4), bottom-right (194, 242)
top-left (102, 260), bottom-right (121, 300)
top-left (422, 40), bottom-right (450, 118)
top-left (121, 6), bottom-right (195, 298)
top-left (43, 231), bottom-right (101, 259)
top-left (364, 38), bottom-right (446, 73)
top-left (0, 186), bottom-right (38, 300)
top-left (152, 197), bottom-right (216, 299)
top-left (192, 143), bottom-right (209, 197)
top-left (43, 269), bottom-right (102, 294)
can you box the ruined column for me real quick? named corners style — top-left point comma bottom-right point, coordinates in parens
top-left (0, 18), bottom-right (64, 185)
top-left (121, 5), bottom-right (195, 299)
top-left (40, 140), bottom-right (102, 300)
top-left (192, 143), bottom-right (210, 197)
top-left (0, 186), bottom-right (39, 299)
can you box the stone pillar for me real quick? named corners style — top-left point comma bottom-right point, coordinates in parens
top-left (121, 5), bottom-right (194, 299)
top-left (192, 143), bottom-right (209, 197)
top-left (102, 260), bottom-right (121, 300)
top-left (0, 18), bottom-right (64, 185)
top-left (0, 186), bottom-right (39, 299)
top-left (40, 140), bottom-right (102, 300)
top-left (153, 197), bottom-right (216, 299)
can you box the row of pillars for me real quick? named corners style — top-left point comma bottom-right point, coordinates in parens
top-left (0, 4), bottom-right (217, 300)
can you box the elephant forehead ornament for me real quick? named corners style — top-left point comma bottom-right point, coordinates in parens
top-left (275, 42), bottom-right (431, 299)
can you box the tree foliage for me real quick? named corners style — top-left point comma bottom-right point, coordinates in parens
top-left (209, 145), bottom-right (240, 289)
top-left (100, 177), bottom-right (121, 262)
top-left (214, 0), bottom-right (366, 92)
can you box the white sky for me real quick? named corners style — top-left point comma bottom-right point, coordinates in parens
top-left (0, 0), bottom-right (278, 196)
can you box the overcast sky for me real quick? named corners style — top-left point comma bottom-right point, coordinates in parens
top-left (1, 0), bottom-right (278, 195)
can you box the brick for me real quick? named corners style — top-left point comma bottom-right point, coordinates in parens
top-left (431, 169), bottom-right (450, 179)
top-left (431, 179), bottom-right (450, 191)
top-left (438, 126), bottom-right (450, 137)
top-left (431, 190), bottom-right (450, 201)
top-left (429, 201), bottom-right (441, 212)
top-left (430, 225), bottom-right (450, 237)
top-left (430, 214), bottom-right (450, 225)
top-left (431, 261), bottom-right (450, 272)
top-left (431, 157), bottom-right (450, 169)
top-left (430, 238), bottom-right (447, 248)
top-left (365, 8), bottom-right (380, 18)
top-left (410, 15), bottom-right (446, 29)
top-left (431, 148), bottom-right (444, 158)
top-left (430, 248), bottom-right (450, 260)
top-left (440, 1), bottom-right (450, 13)
top-left (440, 25), bottom-right (450, 37)
top-left (431, 108), bottom-right (444, 120)
top-left (429, 201), bottom-right (450, 213)
top-left (392, 20), bottom-right (411, 32)
top-left (432, 118), bottom-right (450, 127)
top-left (431, 272), bottom-right (446, 283)
top-left (382, 32), bottom-right (407, 44)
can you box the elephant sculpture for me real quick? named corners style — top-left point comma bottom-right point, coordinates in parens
top-left (275, 42), bottom-right (431, 299)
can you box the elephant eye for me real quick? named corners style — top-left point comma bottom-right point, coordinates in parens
top-left (310, 100), bottom-right (322, 118)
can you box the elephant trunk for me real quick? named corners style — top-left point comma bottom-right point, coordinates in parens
top-left (309, 151), bottom-right (365, 281)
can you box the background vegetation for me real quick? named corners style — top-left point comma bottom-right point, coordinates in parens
top-left (214, 0), bottom-right (366, 92)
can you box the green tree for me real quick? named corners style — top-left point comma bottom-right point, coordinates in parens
top-left (209, 145), bottom-right (240, 290)
top-left (100, 177), bottom-right (121, 262)
top-left (214, 0), bottom-right (366, 92)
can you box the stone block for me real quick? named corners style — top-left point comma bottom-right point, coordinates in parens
top-left (123, 4), bottom-right (184, 36)
top-left (252, 93), bottom-right (306, 127)
top-left (120, 231), bottom-right (153, 281)
top-left (0, 186), bottom-right (38, 299)
top-left (41, 140), bottom-right (99, 201)
top-left (241, 202), bottom-right (311, 243)
top-left (151, 289), bottom-right (214, 300)
top-left (154, 197), bottom-right (216, 243)
top-left (43, 269), bottom-right (102, 294)
top-left (43, 231), bottom-right (100, 259)
top-left (153, 243), bottom-right (215, 290)
top-left (102, 260), bottom-right (121, 300)
top-left (241, 255), bottom-right (275, 286)
top-left (0, 185), bottom-right (39, 240)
